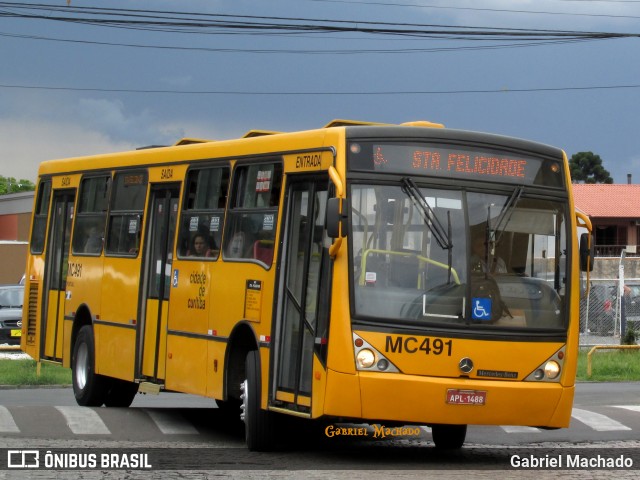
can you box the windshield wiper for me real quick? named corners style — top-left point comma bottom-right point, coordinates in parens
top-left (491, 186), bottom-right (524, 245)
top-left (401, 178), bottom-right (452, 251)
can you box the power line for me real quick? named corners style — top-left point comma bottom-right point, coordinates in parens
top-left (2, 82), bottom-right (640, 96)
top-left (305, 0), bottom-right (640, 20)
top-left (0, 30), bottom-right (603, 55)
top-left (0, 2), bottom-right (636, 41)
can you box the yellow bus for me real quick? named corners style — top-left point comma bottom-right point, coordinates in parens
top-left (21, 119), bottom-right (593, 450)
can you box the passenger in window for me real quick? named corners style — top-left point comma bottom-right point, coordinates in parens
top-left (226, 216), bottom-right (258, 259)
top-left (470, 235), bottom-right (507, 274)
top-left (227, 231), bottom-right (246, 258)
top-left (84, 225), bottom-right (103, 254)
top-left (190, 233), bottom-right (212, 257)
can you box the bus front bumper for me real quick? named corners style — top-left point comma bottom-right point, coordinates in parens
top-left (323, 369), bottom-right (574, 428)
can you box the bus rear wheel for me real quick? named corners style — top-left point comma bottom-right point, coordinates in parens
top-left (241, 350), bottom-right (274, 451)
top-left (72, 325), bottom-right (108, 407)
top-left (431, 424), bottom-right (467, 449)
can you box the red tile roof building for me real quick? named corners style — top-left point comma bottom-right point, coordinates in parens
top-left (573, 184), bottom-right (640, 219)
top-left (573, 184), bottom-right (640, 256)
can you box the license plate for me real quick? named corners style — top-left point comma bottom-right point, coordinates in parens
top-left (446, 389), bottom-right (486, 405)
top-left (10, 329), bottom-right (21, 337)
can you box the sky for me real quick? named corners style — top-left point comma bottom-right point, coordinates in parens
top-left (1, 0), bottom-right (640, 184)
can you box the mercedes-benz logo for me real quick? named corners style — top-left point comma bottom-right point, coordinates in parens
top-left (458, 357), bottom-right (474, 374)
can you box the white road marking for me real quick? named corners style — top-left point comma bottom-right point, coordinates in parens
top-left (501, 426), bottom-right (541, 433)
top-left (144, 409), bottom-right (199, 434)
top-left (571, 407), bottom-right (631, 431)
top-left (0, 405), bottom-right (19, 433)
top-left (612, 405), bottom-right (640, 413)
top-left (55, 406), bottom-right (110, 434)
top-left (2, 404), bottom-right (638, 437)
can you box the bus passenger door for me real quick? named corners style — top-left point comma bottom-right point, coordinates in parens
top-left (274, 177), bottom-right (329, 411)
top-left (139, 184), bottom-right (180, 383)
top-left (41, 190), bottom-right (75, 361)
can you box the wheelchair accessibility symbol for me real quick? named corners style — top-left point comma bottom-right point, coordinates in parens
top-left (472, 297), bottom-right (492, 320)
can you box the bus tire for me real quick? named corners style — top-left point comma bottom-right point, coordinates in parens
top-left (71, 325), bottom-right (108, 407)
top-left (431, 424), bottom-right (467, 449)
top-left (104, 379), bottom-right (139, 408)
top-left (241, 350), bottom-right (274, 451)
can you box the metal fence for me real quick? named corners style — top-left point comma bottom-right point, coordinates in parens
top-left (580, 252), bottom-right (640, 346)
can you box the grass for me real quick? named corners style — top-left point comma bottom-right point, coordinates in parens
top-left (0, 350), bottom-right (639, 386)
top-left (577, 348), bottom-right (640, 382)
top-left (0, 358), bottom-right (72, 386)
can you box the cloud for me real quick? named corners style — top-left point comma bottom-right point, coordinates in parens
top-left (0, 90), bottom-right (196, 181)
top-left (0, 118), bottom-right (137, 181)
top-left (73, 98), bottom-right (184, 145)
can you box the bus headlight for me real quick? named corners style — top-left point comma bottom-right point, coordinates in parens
top-left (356, 349), bottom-right (376, 369)
top-left (544, 361), bottom-right (560, 379)
top-left (352, 333), bottom-right (400, 373)
top-left (524, 347), bottom-right (565, 382)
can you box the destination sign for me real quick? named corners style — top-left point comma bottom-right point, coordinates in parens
top-left (348, 142), bottom-right (563, 187)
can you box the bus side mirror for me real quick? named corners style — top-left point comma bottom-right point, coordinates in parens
top-left (580, 232), bottom-right (594, 272)
top-left (326, 197), bottom-right (348, 238)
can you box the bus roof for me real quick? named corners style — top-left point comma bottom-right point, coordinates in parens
top-left (34, 119), bottom-right (562, 177)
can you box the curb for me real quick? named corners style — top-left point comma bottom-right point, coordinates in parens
top-left (0, 384), bottom-right (72, 390)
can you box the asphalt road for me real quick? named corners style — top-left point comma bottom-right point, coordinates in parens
top-left (1, 383), bottom-right (640, 478)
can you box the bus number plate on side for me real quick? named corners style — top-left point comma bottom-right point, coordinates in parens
top-left (446, 389), bottom-right (486, 405)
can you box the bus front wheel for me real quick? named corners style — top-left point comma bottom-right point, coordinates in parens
top-left (241, 350), bottom-right (274, 451)
top-left (72, 325), bottom-right (108, 407)
top-left (431, 424), bottom-right (467, 449)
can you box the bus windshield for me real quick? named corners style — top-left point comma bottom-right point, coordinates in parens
top-left (351, 183), bottom-right (568, 331)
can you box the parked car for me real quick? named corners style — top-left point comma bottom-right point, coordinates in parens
top-left (623, 283), bottom-right (640, 331)
top-left (580, 283), bottom-right (615, 335)
top-left (0, 284), bottom-right (24, 346)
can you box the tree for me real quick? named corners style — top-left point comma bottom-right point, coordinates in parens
top-left (569, 152), bottom-right (614, 184)
top-left (0, 176), bottom-right (36, 195)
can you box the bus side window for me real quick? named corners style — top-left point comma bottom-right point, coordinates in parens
top-left (177, 166), bottom-right (229, 260)
top-left (30, 180), bottom-right (52, 254)
top-left (224, 161), bottom-right (282, 266)
top-left (105, 171), bottom-right (147, 257)
top-left (72, 175), bottom-right (110, 256)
